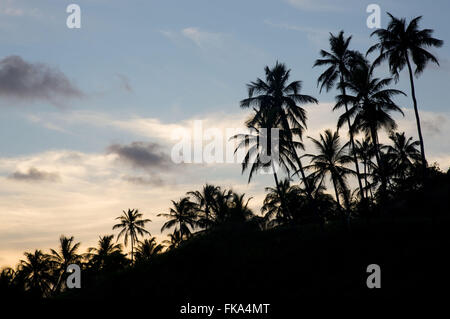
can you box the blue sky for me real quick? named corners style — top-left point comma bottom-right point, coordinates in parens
top-left (0, 0), bottom-right (449, 267)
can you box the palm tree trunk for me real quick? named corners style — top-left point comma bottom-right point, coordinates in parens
top-left (371, 127), bottom-right (387, 196)
top-left (290, 143), bottom-right (314, 201)
top-left (271, 161), bottom-right (291, 218)
top-left (363, 159), bottom-right (369, 198)
top-left (342, 81), bottom-right (365, 199)
top-left (131, 238), bottom-right (134, 264)
top-left (331, 176), bottom-right (341, 209)
top-left (405, 53), bottom-right (427, 171)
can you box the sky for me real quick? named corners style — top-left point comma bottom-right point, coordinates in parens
top-left (0, 0), bottom-right (449, 267)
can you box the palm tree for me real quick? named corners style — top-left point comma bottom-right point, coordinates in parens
top-left (49, 235), bottom-right (81, 292)
top-left (18, 250), bottom-right (53, 297)
top-left (87, 235), bottom-right (125, 270)
top-left (134, 237), bottom-right (164, 263)
top-left (304, 130), bottom-right (354, 212)
top-left (336, 61), bottom-right (405, 194)
top-left (354, 137), bottom-right (376, 198)
top-left (314, 31), bottom-right (365, 198)
top-left (384, 131), bottom-right (421, 180)
top-left (262, 178), bottom-right (300, 226)
top-left (232, 108), bottom-right (297, 217)
top-left (0, 267), bottom-right (21, 295)
top-left (188, 184), bottom-right (221, 229)
top-left (368, 13), bottom-right (443, 169)
top-left (113, 209), bottom-right (151, 263)
top-left (158, 197), bottom-right (198, 239)
top-left (227, 192), bottom-right (254, 223)
top-left (240, 62), bottom-right (318, 195)
top-left (163, 231), bottom-right (184, 250)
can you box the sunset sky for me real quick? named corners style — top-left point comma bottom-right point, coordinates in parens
top-left (1, 0), bottom-right (449, 267)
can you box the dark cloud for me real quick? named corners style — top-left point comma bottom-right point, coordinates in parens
top-left (0, 55), bottom-right (83, 106)
top-left (8, 167), bottom-right (61, 182)
top-left (107, 142), bottom-right (171, 170)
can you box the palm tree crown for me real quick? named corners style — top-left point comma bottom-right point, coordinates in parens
top-left (304, 130), bottom-right (353, 210)
top-left (113, 209), bottom-right (151, 263)
top-left (158, 197), bottom-right (198, 239)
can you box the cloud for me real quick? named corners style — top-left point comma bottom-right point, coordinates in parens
top-left (123, 175), bottom-right (164, 186)
top-left (264, 20), bottom-right (332, 47)
top-left (107, 142), bottom-right (171, 170)
top-left (181, 27), bottom-right (225, 48)
top-left (0, 0), bottom-right (41, 17)
top-left (284, 0), bottom-right (345, 11)
top-left (0, 56), bottom-right (82, 106)
top-left (421, 114), bottom-right (446, 136)
top-left (8, 167), bottom-right (60, 182)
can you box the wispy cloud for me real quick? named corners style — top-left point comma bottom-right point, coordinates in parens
top-left (181, 27), bottom-right (225, 49)
top-left (0, 0), bottom-right (42, 18)
top-left (8, 167), bottom-right (60, 183)
top-left (160, 27), bottom-right (227, 49)
top-left (264, 20), bottom-right (333, 47)
top-left (284, 0), bottom-right (345, 12)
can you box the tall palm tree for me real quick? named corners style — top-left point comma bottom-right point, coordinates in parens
top-left (336, 61), bottom-right (405, 194)
top-left (49, 235), bottom-right (81, 292)
top-left (368, 13), bottom-right (443, 169)
top-left (232, 108), bottom-right (297, 216)
top-left (188, 184), bottom-right (221, 229)
top-left (134, 237), bottom-right (164, 263)
top-left (314, 31), bottom-right (365, 198)
top-left (18, 250), bottom-right (53, 297)
top-left (240, 62), bottom-right (318, 195)
top-left (384, 131), bottom-right (421, 180)
top-left (304, 129), bottom-right (354, 211)
top-left (113, 209), bottom-right (151, 263)
top-left (158, 197), bottom-right (198, 239)
top-left (87, 235), bottom-right (124, 270)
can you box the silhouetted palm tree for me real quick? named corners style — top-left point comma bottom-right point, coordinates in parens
top-left (158, 198), bottom-right (198, 239)
top-left (0, 267), bottom-right (18, 294)
top-left (227, 192), bottom-right (254, 223)
top-left (384, 131), bottom-right (421, 180)
top-left (314, 31), bottom-right (365, 198)
top-left (134, 237), bottom-right (164, 263)
top-left (336, 61), bottom-right (405, 193)
top-left (18, 250), bottom-right (53, 297)
top-left (113, 209), bottom-right (151, 264)
top-left (49, 235), bottom-right (81, 292)
top-left (240, 62), bottom-right (318, 195)
top-left (87, 235), bottom-right (125, 270)
top-left (188, 184), bottom-right (221, 228)
top-left (232, 108), bottom-right (297, 217)
top-left (304, 130), bottom-right (353, 211)
top-left (163, 231), bottom-right (184, 250)
top-left (368, 13), bottom-right (443, 169)
top-left (262, 178), bottom-right (300, 226)
top-left (355, 137), bottom-right (376, 198)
